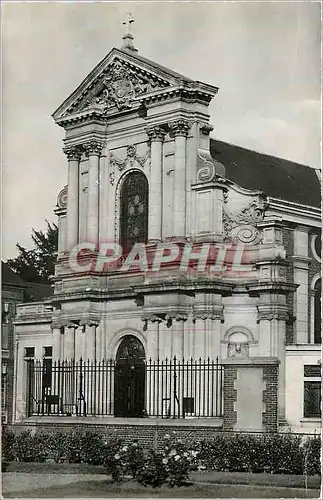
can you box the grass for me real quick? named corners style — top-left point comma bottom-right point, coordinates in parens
top-left (2, 478), bottom-right (320, 498)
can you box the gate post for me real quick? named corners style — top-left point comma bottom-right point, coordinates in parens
top-left (222, 357), bottom-right (279, 432)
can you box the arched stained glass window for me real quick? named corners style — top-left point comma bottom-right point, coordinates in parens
top-left (314, 278), bottom-right (321, 344)
top-left (120, 171), bottom-right (148, 254)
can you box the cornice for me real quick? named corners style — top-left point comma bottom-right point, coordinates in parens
top-left (245, 281), bottom-right (299, 296)
top-left (266, 197), bottom-right (321, 226)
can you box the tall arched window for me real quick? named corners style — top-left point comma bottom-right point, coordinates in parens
top-left (314, 278), bottom-right (321, 344)
top-left (120, 171), bottom-right (148, 254)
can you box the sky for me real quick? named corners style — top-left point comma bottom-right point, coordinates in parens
top-left (2, 1), bottom-right (321, 260)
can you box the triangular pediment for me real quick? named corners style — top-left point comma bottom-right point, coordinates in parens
top-left (53, 48), bottom-right (201, 122)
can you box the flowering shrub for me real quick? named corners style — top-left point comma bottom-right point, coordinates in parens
top-left (2, 428), bottom-right (321, 480)
top-left (160, 432), bottom-right (197, 487)
top-left (136, 451), bottom-right (168, 488)
top-left (104, 438), bottom-right (146, 482)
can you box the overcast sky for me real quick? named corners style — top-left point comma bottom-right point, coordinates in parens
top-left (2, 1), bottom-right (321, 260)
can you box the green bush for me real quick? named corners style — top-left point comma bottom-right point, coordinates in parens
top-left (1, 426), bottom-right (15, 462)
top-left (302, 436), bottom-right (321, 476)
top-left (196, 432), bottom-right (317, 475)
top-left (136, 451), bottom-right (168, 488)
top-left (2, 428), bottom-right (321, 480)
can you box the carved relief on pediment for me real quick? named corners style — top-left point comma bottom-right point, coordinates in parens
top-left (223, 199), bottom-right (265, 244)
top-left (70, 59), bottom-right (170, 115)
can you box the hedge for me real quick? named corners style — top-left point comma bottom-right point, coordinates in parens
top-left (1, 427), bottom-right (321, 476)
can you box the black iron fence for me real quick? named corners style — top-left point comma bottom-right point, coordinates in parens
top-left (26, 357), bottom-right (223, 419)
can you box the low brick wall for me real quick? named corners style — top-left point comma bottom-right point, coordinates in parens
top-left (12, 416), bottom-right (223, 450)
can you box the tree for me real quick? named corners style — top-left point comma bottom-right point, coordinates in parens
top-left (7, 221), bottom-right (58, 284)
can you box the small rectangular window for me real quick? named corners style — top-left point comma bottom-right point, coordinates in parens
top-left (304, 365), bottom-right (321, 378)
top-left (304, 381), bottom-right (321, 418)
top-left (24, 347), bottom-right (35, 358)
top-left (43, 346), bottom-right (53, 357)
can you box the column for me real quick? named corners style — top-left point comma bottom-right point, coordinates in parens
top-left (64, 326), bottom-right (76, 360)
top-left (84, 140), bottom-right (105, 248)
top-left (145, 315), bottom-right (161, 416)
top-left (63, 146), bottom-right (82, 250)
top-left (193, 315), bottom-right (206, 359)
top-left (146, 315), bottom-right (161, 361)
top-left (52, 327), bottom-right (61, 361)
top-left (75, 326), bottom-right (85, 361)
top-left (99, 153), bottom-right (109, 245)
top-left (168, 119), bottom-right (190, 238)
top-left (85, 324), bottom-right (97, 361)
top-left (293, 226), bottom-right (310, 344)
top-left (146, 126), bottom-right (166, 241)
top-left (257, 299), bottom-right (289, 423)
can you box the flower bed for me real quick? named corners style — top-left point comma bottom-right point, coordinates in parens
top-left (2, 427), bottom-right (320, 487)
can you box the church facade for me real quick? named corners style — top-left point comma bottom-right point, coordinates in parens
top-left (13, 33), bottom-right (321, 434)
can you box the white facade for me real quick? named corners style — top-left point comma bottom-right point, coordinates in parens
top-left (13, 37), bottom-right (321, 431)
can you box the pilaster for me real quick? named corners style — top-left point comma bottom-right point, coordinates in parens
top-left (83, 140), bottom-right (106, 248)
top-left (292, 225), bottom-right (310, 344)
top-left (168, 119), bottom-right (191, 239)
top-left (146, 125), bottom-right (167, 242)
top-left (63, 145), bottom-right (82, 250)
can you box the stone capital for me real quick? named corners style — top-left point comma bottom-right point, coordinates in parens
top-left (83, 140), bottom-right (106, 157)
top-left (141, 312), bottom-right (162, 324)
top-left (257, 306), bottom-right (289, 323)
top-left (146, 125), bottom-right (167, 142)
top-left (193, 308), bottom-right (224, 322)
top-left (165, 312), bottom-right (188, 322)
top-left (168, 119), bottom-right (191, 137)
top-left (63, 145), bottom-right (83, 161)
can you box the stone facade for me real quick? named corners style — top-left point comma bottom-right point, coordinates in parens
top-left (13, 39), bottom-right (321, 433)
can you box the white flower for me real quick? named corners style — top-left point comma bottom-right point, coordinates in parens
top-left (114, 454), bottom-right (120, 460)
top-left (175, 455), bottom-right (180, 461)
top-left (190, 450), bottom-right (198, 457)
top-left (300, 435), bottom-right (309, 448)
top-left (121, 446), bottom-right (128, 452)
top-left (162, 458), bottom-right (168, 465)
top-left (164, 434), bottom-right (171, 440)
top-left (169, 449), bottom-right (177, 456)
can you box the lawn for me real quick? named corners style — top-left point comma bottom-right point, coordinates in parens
top-left (2, 477), bottom-right (320, 498)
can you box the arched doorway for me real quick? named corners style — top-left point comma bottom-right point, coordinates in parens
top-left (114, 335), bottom-right (146, 417)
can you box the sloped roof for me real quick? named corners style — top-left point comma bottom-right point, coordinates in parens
top-left (1, 262), bottom-right (25, 287)
top-left (210, 139), bottom-right (321, 208)
top-left (25, 282), bottom-right (53, 302)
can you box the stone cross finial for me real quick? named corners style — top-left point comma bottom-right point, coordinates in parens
top-left (121, 12), bottom-right (138, 53)
top-left (122, 12), bottom-right (134, 34)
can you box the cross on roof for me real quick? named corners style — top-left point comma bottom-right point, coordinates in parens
top-left (122, 12), bottom-right (134, 34)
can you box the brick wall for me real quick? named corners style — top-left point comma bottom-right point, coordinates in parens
top-left (222, 365), bottom-right (237, 430)
top-left (262, 364), bottom-right (278, 432)
top-left (12, 420), bottom-right (223, 451)
top-left (222, 361), bottom-right (279, 432)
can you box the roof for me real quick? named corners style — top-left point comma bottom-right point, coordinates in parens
top-left (210, 139), bottom-right (321, 208)
top-left (1, 262), bottom-right (25, 287)
top-left (25, 282), bottom-right (54, 302)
